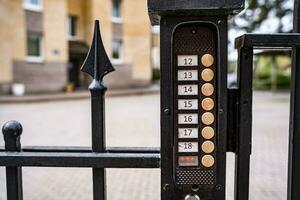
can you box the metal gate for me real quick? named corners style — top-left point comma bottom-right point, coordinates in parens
top-left (1, 0), bottom-right (300, 200)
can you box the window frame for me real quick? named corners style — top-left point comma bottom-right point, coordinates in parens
top-left (111, 0), bottom-right (123, 23)
top-left (68, 15), bottom-right (78, 40)
top-left (111, 39), bottom-right (123, 65)
top-left (23, 0), bottom-right (43, 12)
top-left (26, 33), bottom-right (44, 63)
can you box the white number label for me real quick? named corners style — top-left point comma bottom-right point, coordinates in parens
top-left (178, 85), bottom-right (198, 95)
top-left (178, 70), bottom-right (198, 81)
top-left (178, 55), bottom-right (198, 66)
top-left (178, 128), bottom-right (198, 138)
top-left (178, 99), bottom-right (198, 110)
top-left (178, 114), bottom-right (198, 124)
top-left (178, 142), bottom-right (198, 152)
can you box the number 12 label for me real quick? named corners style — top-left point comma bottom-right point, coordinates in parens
top-left (178, 55), bottom-right (198, 66)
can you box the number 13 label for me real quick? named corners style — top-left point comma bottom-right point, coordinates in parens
top-left (178, 70), bottom-right (198, 81)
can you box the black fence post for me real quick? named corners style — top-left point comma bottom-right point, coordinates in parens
top-left (288, 0), bottom-right (300, 199)
top-left (90, 81), bottom-right (107, 200)
top-left (81, 20), bottom-right (115, 200)
top-left (234, 47), bottom-right (253, 200)
top-left (2, 120), bottom-right (23, 200)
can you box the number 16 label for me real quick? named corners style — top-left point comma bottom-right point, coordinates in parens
top-left (178, 114), bottom-right (198, 124)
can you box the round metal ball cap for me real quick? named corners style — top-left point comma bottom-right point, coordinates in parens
top-left (2, 120), bottom-right (23, 137)
top-left (185, 194), bottom-right (200, 200)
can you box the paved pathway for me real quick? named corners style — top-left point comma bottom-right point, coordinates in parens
top-left (0, 91), bottom-right (291, 199)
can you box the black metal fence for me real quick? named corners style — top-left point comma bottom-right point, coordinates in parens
top-left (0, 21), bottom-right (160, 200)
top-left (1, 1), bottom-right (300, 200)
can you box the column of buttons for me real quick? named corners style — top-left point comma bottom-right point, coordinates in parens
top-left (200, 54), bottom-right (215, 168)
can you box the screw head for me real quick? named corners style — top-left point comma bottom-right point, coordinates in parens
top-left (164, 108), bottom-right (170, 115)
top-left (163, 184), bottom-right (170, 191)
top-left (216, 184), bottom-right (222, 191)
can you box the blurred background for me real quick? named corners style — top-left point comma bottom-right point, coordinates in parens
top-left (0, 0), bottom-right (296, 199)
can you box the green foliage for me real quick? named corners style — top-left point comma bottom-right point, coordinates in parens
top-left (254, 56), bottom-right (291, 90)
top-left (152, 68), bottom-right (160, 81)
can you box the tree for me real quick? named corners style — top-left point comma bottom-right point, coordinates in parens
top-left (231, 0), bottom-right (294, 33)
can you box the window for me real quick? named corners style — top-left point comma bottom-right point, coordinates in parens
top-left (27, 33), bottom-right (43, 62)
top-left (112, 0), bottom-right (122, 23)
top-left (112, 39), bottom-right (123, 64)
top-left (23, 0), bottom-right (43, 11)
top-left (68, 16), bottom-right (78, 40)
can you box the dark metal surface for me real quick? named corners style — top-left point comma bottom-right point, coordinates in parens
top-left (233, 31), bottom-right (300, 200)
top-left (2, 121), bottom-right (23, 200)
top-left (81, 20), bottom-right (114, 200)
top-left (0, 151), bottom-right (160, 168)
top-left (147, 0), bottom-right (244, 25)
top-left (0, 146), bottom-right (160, 153)
top-left (159, 16), bottom-right (228, 200)
top-left (227, 88), bottom-right (238, 153)
top-left (234, 47), bottom-right (253, 200)
top-left (288, 0), bottom-right (300, 199)
top-left (235, 34), bottom-right (300, 48)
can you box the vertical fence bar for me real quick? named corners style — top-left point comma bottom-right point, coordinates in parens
top-left (234, 47), bottom-right (253, 200)
top-left (90, 83), bottom-right (107, 200)
top-left (288, 0), bottom-right (300, 199)
top-left (81, 20), bottom-right (115, 200)
top-left (2, 121), bottom-right (23, 200)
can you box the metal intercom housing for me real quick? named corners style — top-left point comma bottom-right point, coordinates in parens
top-left (148, 1), bottom-right (244, 199)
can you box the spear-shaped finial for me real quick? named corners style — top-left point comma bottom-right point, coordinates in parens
top-left (81, 20), bottom-right (115, 81)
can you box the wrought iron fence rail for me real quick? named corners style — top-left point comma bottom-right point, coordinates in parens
top-left (235, 34), bottom-right (300, 48)
top-left (0, 151), bottom-right (160, 168)
top-left (0, 146), bottom-right (160, 153)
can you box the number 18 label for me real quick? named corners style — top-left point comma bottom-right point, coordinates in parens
top-left (178, 142), bottom-right (198, 152)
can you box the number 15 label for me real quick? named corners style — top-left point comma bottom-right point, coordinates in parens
top-left (178, 55), bottom-right (198, 66)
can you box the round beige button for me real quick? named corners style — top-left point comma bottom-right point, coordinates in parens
top-left (201, 54), bottom-right (214, 67)
top-left (201, 83), bottom-right (214, 96)
top-left (202, 112), bottom-right (214, 125)
top-left (201, 98), bottom-right (214, 111)
top-left (202, 126), bottom-right (215, 139)
top-left (202, 141), bottom-right (215, 153)
top-left (201, 155), bottom-right (215, 168)
top-left (201, 69), bottom-right (214, 82)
